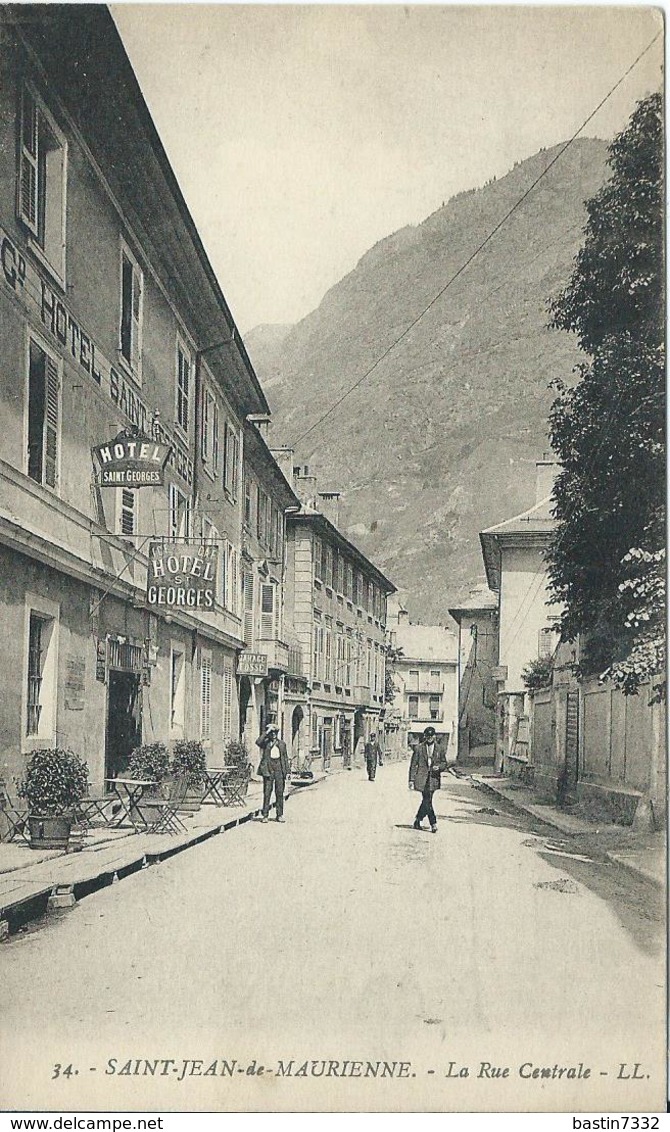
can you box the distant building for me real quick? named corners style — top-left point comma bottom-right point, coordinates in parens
top-left (479, 460), bottom-right (559, 772)
top-left (275, 456), bottom-right (396, 772)
top-left (448, 585), bottom-right (498, 764)
top-left (387, 599), bottom-right (458, 753)
top-left (238, 418), bottom-right (300, 745)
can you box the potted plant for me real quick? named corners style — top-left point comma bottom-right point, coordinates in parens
top-left (18, 748), bottom-right (89, 850)
top-left (224, 739), bottom-right (252, 798)
top-left (127, 742), bottom-right (170, 791)
top-left (171, 739), bottom-right (207, 810)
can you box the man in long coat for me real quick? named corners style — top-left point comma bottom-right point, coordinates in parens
top-left (408, 725), bottom-right (447, 832)
top-left (256, 723), bottom-right (290, 822)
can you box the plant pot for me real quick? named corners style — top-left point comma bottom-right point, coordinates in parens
top-left (28, 814), bottom-right (72, 850)
top-left (178, 786), bottom-right (204, 813)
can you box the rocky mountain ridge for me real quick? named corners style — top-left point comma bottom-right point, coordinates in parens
top-left (245, 139), bottom-right (610, 622)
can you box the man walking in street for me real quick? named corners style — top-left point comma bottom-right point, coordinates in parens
top-left (409, 725), bottom-right (447, 832)
top-left (256, 723), bottom-right (290, 822)
top-left (365, 731), bottom-right (382, 781)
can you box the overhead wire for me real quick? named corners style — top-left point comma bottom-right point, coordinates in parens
top-left (290, 30), bottom-right (662, 451)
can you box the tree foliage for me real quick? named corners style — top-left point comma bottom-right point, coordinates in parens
top-left (547, 93), bottom-right (665, 694)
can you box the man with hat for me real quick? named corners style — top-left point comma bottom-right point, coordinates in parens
top-left (408, 725), bottom-right (448, 833)
top-left (255, 722), bottom-right (290, 823)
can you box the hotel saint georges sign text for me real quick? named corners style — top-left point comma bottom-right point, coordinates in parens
top-left (1, 227), bottom-right (193, 486)
top-left (93, 431), bottom-right (171, 487)
top-left (147, 542), bottom-right (219, 610)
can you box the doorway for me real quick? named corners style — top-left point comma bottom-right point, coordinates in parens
top-left (105, 670), bottom-right (142, 781)
top-left (239, 676), bottom-right (252, 742)
top-left (291, 705), bottom-right (304, 769)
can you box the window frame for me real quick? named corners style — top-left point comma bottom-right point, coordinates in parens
top-left (17, 83), bottom-right (68, 287)
top-left (22, 591), bottom-right (60, 753)
top-left (118, 240), bottom-right (143, 384)
top-left (175, 337), bottom-right (193, 436)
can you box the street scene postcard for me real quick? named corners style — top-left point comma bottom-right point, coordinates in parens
top-left (0, 2), bottom-right (665, 1118)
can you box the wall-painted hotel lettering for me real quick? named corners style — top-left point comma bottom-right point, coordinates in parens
top-left (1, 229), bottom-right (193, 487)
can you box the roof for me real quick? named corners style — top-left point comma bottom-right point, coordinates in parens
top-left (448, 585), bottom-right (498, 621)
top-left (243, 424), bottom-right (301, 511)
top-left (288, 511), bottom-right (396, 594)
top-left (394, 623), bottom-right (458, 664)
top-left (479, 495), bottom-right (556, 593)
top-left (11, 5), bottom-right (269, 419)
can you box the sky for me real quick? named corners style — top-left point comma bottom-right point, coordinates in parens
top-left (111, 4), bottom-right (663, 333)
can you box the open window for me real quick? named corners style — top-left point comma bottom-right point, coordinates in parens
top-left (18, 86), bottom-right (67, 283)
top-left (119, 243), bottom-right (143, 381)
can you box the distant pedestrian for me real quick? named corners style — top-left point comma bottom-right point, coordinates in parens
top-left (256, 723), bottom-right (290, 823)
top-left (408, 725), bottom-right (447, 833)
top-left (365, 732), bottom-right (382, 781)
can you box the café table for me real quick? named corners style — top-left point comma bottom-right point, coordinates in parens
top-left (200, 767), bottom-right (248, 807)
top-left (105, 778), bottom-right (156, 831)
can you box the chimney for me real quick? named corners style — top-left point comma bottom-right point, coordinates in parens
top-left (318, 491), bottom-right (341, 528)
top-left (269, 446), bottom-right (295, 485)
top-left (535, 456), bottom-right (558, 504)
top-left (247, 413), bottom-right (271, 439)
top-left (292, 465), bottom-right (318, 509)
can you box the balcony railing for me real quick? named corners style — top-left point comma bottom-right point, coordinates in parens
top-left (256, 637), bottom-right (290, 673)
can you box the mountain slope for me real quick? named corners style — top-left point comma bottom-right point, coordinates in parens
top-left (245, 139), bottom-right (609, 621)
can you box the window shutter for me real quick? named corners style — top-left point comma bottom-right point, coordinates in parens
top-left (243, 572), bottom-right (254, 645)
top-left (231, 547), bottom-right (238, 616)
top-left (44, 354), bottom-right (59, 488)
top-left (200, 652), bottom-right (212, 739)
top-left (131, 266), bottom-right (142, 373)
top-left (201, 390), bottom-right (210, 460)
top-left (19, 89), bottom-right (39, 235)
top-left (260, 584), bottom-right (274, 639)
top-left (120, 489), bottom-right (136, 536)
top-left (222, 657), bottom-right (232, 740)
top-left (212, 401), bottom-right (220, 472)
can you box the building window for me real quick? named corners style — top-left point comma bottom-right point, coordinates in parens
top-left (201, 389), bottom-right (219, 473)
top-left (176, 341), bottom-right (191, 433)
top-left (538, 625), bottom-right (556, 659)
top-left (325, 628), bottom-right (332, 683)
top-left (346, 562), bottom-right (354, 601)
top-left (170, 645), bottom-right (185, 734)
top-left (120, 244), bottom-right (143, 379)
top-left (117, 488), bottom-right (137, 539)
top-left (169, 483), bottom-right (191, 539)
top-left (408, 695), bottom-right (419, 720)
top-left (430, 669), bottom-right (441, 692)
top-left (18, 86), bottom-right (67, 282)
top-left (26, 337), bottom-right (60, 490)
top-left (244, 475), bottom-right (253, 527)
top-left (314, 536), bottom-right (322, 582)
top-left (223, 422), bottom-right (240, 500)
top-left (407, 669), bottom-right (419, 692)
top-left (200, 648), bottom-right (212, 741)
top-left (23, 595), bottom-right (59, 749)
top-left (429, 694), bottom-right (441, 721)
top-left (275, 508), bottom-right (283, 562)
top-left (260, 583), bottom-right (276, 640)
top-left (324, 545), bottom-right (333, 589)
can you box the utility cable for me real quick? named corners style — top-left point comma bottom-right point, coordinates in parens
top-left (291, 30), bottom-right (661, 450)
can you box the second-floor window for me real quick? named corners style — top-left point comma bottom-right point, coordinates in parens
top-left (242, 572), bottom-right (254, 646)
top-left (408, 694), bottom-right (419, 720)
top-left (201, 389), bottom-right (219, 473)
top-left (27, 336), bottom-right (60, 490)
top-left (244, 475), bottom-right (253, 527)
top-left (18, 86), bottom-right (67, 282)
top-left (120, 245), bottom-right (143, 379)
top-left (223, 422), bottom-right (240, 500)
top-left (176, 341), bottom-right (191, 433)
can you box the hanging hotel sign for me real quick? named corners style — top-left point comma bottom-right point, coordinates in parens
top-left (147, 542), bottom-right (219, 610)
top-left (93, 431), bottom-right (171, 487)
top-left (1, 226), bottom-right (193, 486)
top-left (237, 652), bottom-right (269, 677)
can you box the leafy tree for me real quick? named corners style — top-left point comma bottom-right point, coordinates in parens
top-left (547, 92), bottom-right (664, 695)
